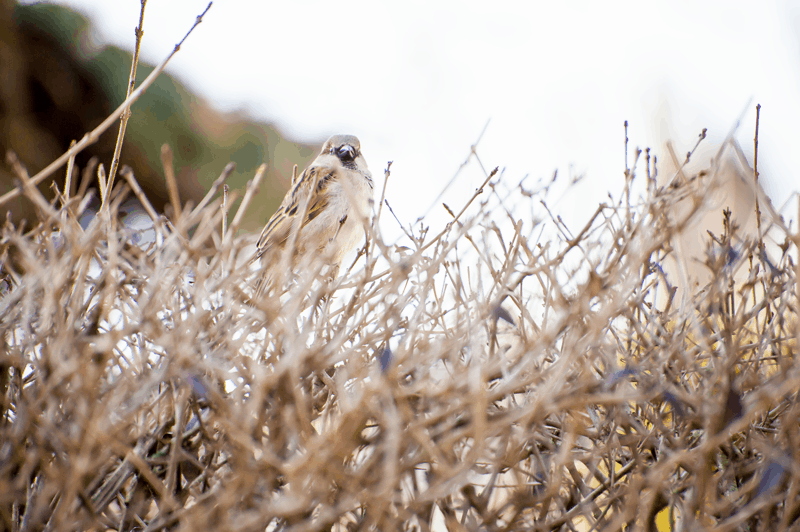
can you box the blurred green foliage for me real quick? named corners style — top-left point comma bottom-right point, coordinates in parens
top-left (5, 1), bottom-right (317, 231)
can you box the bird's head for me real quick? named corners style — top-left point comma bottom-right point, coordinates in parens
top-left (321, 134), bottom-right (368, 171)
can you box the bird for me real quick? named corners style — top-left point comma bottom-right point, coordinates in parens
top-left (253, 134), bottom-right (373, 295)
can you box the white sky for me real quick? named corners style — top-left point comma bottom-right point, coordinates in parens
top-left (27, 0), bottom-right (800, 239)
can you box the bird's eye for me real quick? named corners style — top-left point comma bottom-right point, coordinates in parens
top-left (337, 145), bottom-right (356, 163)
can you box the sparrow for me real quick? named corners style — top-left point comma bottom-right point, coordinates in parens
top-left (254, 134), bottom-right (373, 294)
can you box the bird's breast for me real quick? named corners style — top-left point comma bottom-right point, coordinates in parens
top-left (298, 169), bottom-right (372, 263)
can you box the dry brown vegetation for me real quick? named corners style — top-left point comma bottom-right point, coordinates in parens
top-left (2, 5), bottom-right (800, 531)
top-left (1, 122), bottom-right (799, 532)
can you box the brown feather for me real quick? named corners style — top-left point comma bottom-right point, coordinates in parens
top-left (256, 165), bottom-right (333, 253)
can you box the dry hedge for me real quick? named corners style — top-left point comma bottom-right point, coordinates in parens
top-left (1, 129), bottom-right (799, 532)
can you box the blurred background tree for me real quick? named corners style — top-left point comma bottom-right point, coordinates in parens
top-left (0, 0), bottom-right (317, 232)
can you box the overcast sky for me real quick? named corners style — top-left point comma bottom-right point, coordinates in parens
top-left (25, 0), bottom-right (800, 239)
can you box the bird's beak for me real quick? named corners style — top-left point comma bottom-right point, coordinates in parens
top-left (337, 145), bottom-right (356, 162)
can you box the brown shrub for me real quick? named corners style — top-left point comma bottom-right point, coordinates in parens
top-left (1, 124), bottom-right (798, 532)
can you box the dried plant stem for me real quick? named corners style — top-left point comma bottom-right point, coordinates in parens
top-left (753, 103), bottom-right (763, 247)
top-left (187, 162), bottom-right (234, 224)
top-left (165, 389), bottom-right (188, 496)
top-left (664, 128), bottom-right (708, 188)
top-left (420, 119), bottom-right (490, 221)
top-left (76, 157), bottom-right (98, 199)
top-left (120, 166), bottom-right (159, 225)
top-left (420, 166), bottom-right (499, 253)
top-left (796, 197), bottom-right (800, 354)
top-left (375, 161), bottom-right (392, 224)
top-left (227, 163), bottom-right (266, 239)
top-left (624, 120), bottom-right (629, 173)
top-left (384, 199), bottom-right (414, 243)
top-left (1, 47), bottom-right (798, 530)
top-left (5, 152), bottom-right (57, 219)
top-left (63, 139), bottom-right (77, 205)
top-left (161, 144), bottom-right (182, 222)
top-left (103, 0), bottom-right (148, 212)
top-left (96, 163), bottom-right (107, 204)
top-left (221, 184), bottom-right (229, 239)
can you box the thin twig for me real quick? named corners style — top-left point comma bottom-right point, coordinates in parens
top-left (419, 119), bottom-right (491, 222)
top-left (161, 144), bottom-right (182, 222)
top-left (63, 140), bottom-right (77, 205)
top-left (663, 128), bottom-right (708, 189)
top-left (76, 157), bottom-right (98, 199)
top-left (120, 166), bottom-right (159, 225)
top-left (221, 184), bottom-right (229, 240)
top-left (228, 163), bottom-right (267, 239)
top-left (188, 161), bottom-right (235, 223)
top-left (375, 161), bottom-right (392, 224)
top-left (97, 164), bottom-right (108, 204)
top-left (103, 0), bottom-right (149, 211)
top-left (384, 199), bottom-right (414, 243)
top-left (624, 120), bottom-right (629, 174)
top-left (419, 166), bottom-right (499, 253)
top-left (752, 103), bottom-right (763, 248)
top-left (6, 152), bottom-right (58, 219)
